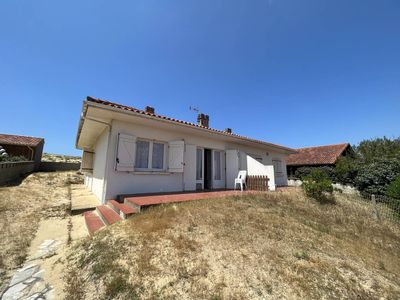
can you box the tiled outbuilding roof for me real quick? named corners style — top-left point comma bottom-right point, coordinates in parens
top-left (85, 96), bottom-right (296, 153)
top-left (287, 143), bottom-right (350, 166)
top-left (0, 134), bottom-right (44, 147)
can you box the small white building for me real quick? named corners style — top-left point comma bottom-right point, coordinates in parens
top-left (76, 97), bottom-right (296, 203)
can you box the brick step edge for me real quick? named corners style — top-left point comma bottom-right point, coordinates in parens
top-left (124, 199), bottom-right (142, 213)
top-left (84, 211), bottom-right (105, 235)
top-left (96, 205), bottom-right (122, 225)
top-left (107, 200), bottom-right (138, 219)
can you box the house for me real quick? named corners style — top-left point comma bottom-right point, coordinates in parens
top-left (286, 143), bottom-right (352, 176)
top-left (75, 96), bottom-right (296, 203)
top-left (0, 133), bottom-right (44, 164)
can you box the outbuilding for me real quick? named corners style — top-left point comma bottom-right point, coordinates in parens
top-left (0, 133), bottom-right (44, 164)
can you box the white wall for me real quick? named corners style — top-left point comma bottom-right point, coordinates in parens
top-left (90, 128), bottom-right (109, 202)
top-left (100, 119), bottom-right (289, 200)
top-left (242, 153), bottom-right (276, 191)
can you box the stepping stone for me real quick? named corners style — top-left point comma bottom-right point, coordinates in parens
top-left (2, 282), bottom-right (29, 300)
top-left (10, 264), bottom-right (39, 286)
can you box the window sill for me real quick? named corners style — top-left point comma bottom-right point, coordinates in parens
top-left (132, 171), bottom-right (171, 175)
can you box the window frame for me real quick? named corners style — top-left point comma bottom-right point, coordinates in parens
top-left (272, 159), bottom-right (283, 176)
top-left (196, 147), bottom-right (203, 180)
top-left (135, 138), bottom-right (167, 172)
top-left (213, 150), bottom-right (222, 181)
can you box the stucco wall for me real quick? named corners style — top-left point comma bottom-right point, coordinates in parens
top-left (97, 119), bottom-right (289, 201)
top-left (92, 128), bottom-right (110, 201)
top-left (244, 154), bottom-right (276, 191)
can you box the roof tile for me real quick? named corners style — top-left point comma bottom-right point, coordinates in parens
top-left (0, 134), bottom-right (44, 147)
top-left (287, 143), bottom-right (350, 166)
top-left (86, 96), bottom-right (296, 153)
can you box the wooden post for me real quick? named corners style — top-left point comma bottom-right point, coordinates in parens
top-left (372, 195), bottom-right (380, 220)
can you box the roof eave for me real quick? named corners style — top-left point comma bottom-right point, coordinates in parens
top-left (75, 100), bottom-right (89, 150)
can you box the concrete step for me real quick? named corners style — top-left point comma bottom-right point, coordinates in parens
top-left (107, 200), bottom-right (138, 219)
top-left (84, 211), bottom-right (105, 235)
top-left (124, 198), bottom-right (142, 212)
top-left (96, 205), bottom-right (122, 225)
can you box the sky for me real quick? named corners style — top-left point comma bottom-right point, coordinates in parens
top-left (1, 0), bottom-right (399, 156)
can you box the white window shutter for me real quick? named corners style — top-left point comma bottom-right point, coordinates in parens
top-left (81, 151), bottom-right (94, 172)
top-left (116, 133), bottom-right (136, 172)
top-left (168, 140), bottom-right (184, 172)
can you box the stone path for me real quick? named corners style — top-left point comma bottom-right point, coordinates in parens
top-left (1, 239), bottom-right (61, 300)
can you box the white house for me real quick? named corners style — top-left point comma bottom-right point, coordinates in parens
top-left (75, 96), bottom-right (296, 203)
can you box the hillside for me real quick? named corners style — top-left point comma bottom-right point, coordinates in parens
top-left (42, 153), bottom-right (81, 163)
top-left (65, 190), bottom-right (400, 300)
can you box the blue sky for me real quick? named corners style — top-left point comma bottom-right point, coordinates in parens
top-left (1, 0), bottom-right (399, 155)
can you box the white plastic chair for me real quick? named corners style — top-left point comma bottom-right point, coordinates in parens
top-left (234, 170), bottom-right (247, 191)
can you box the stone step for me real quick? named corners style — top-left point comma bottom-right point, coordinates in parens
top-left (107, 200), bottom-right (138, 219)
top-left (96, 205), bottom-right (122, 225)
top-left (84, 211), bottom-right (105, 235)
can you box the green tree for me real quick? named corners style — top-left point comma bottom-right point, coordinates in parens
top-left (386, 176), bottom-right (400, 200)
top-left (356, 137), bottom-right (400, 164)
top-left (355, 158), bottom-right (400, 195)
top-left (335, 156), bottom-right (358, 185)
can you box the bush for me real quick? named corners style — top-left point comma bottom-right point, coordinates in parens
top-left (302, 169), bottom-right (334, 203)
top-left (0, 155), bottom-right (28, 162)
top-left (335, 156), bottom-right (359, 185)
top-left (355, 158), bottom-right (400, 195)
top-left (386, 176), bottom-right (400, 200)
top-left (295, 166), bottom-right (336, 181)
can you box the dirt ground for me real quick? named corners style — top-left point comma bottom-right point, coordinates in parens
top-left (65, 190), bottom-right (400, 300)
top-left (0, 171), bottom-right (84, 294)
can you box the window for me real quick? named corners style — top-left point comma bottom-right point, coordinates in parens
top-left (135, 139), bottom-right (166, 170)
top-left (273, 159), bottom-right (282, 174)
top-left (152, 143), bottom-right (164, 169)
top-left (214, 151), bottom-right (221, 180)
top-left (135, 140), bottom-right (149, 168)
top-left (196, 148), bottom-right (202, 180)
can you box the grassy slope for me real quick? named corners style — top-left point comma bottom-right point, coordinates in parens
top-left (66, 190), bottom-right (400, 300)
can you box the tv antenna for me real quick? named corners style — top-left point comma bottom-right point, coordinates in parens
top-left (189, 106), bottom-right (200, 113)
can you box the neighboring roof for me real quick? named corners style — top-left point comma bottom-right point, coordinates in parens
top-left (0, 134), bottom-right (44, 147)
top-left (287, 143), bottom-right (350, 166)
top-left (81, 96), bottom-right (296, 153)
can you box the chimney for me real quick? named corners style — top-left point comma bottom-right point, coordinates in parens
top-left (145, 106), bottom-right (155, 114)
top-left (197, 113), bottom-right (209, 127)
top-left (224, 128), bottom-right (232, 134)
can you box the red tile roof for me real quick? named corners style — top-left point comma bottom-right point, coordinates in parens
top-left (0, 134), bottom-right (44, 147)
top-left (85, 96), bottom-right (296, 153)
top-left (287, 143), bottom-right (350, 166)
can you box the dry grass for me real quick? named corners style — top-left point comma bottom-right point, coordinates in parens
top-left (0, 171), bottom-right (81, 288)
top-left (66, 190), bottom-right (400, 299)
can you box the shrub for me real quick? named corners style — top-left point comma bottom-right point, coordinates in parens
top-left (355, 158), bottom-right (400, 195)
top-left (386, 176), bottom-right (400, 200)
top-left (335, 156), bottom-right (359, 185)
top-left (302, 169), bottom-right (334, 203)
top-left (295, 166), bottom-right (336, 181)
top-left (0, 155), bottom-right (28, 162)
